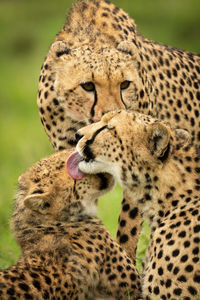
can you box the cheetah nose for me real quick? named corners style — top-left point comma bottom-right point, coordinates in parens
top-left (75, 132), bottom-right (83, 142)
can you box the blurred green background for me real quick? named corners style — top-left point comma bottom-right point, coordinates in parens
top-left (0, 0), bottom-right (199, 270)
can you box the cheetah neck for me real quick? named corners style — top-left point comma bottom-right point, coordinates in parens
top-left (126, 151), bottom-right (200, 230)
top-left (11, 195), bottom-right (101, 253)
top-left (13, 214), bottom-right (101, 254)
top-left (136, 34), bottom-right (200, 126)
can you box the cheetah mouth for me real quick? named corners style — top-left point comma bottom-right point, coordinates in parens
top-left (66, 151), bottom-right (86, 180)
top-left (66, 151), bottom-right (105, 180)
top-left (66, 151), bottom-right (115, 190)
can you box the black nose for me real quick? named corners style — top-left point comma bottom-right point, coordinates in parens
top-left (75, 131), bottom-right (83, 142)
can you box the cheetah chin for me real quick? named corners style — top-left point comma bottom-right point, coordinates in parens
top-left (67, 151), bottom-right (114, 181)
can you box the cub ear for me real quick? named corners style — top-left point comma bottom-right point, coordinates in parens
top-left (49, 41), bottom-right (71, 60)
top-left (148, 123), bottom-right (170, 159)
top-left (18, 174), bottom-right (26, 188)
top-left (24, 193), bottom-right (51, 215)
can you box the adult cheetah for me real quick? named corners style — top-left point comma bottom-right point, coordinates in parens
top-left (0, 150), bottom-right (141, 300)
top-left (38, 0), bottom-right (200, 150)
top-left (37, 0), bottom-right (200, 259)
top-left (68, 109), bottom-right (200, 299)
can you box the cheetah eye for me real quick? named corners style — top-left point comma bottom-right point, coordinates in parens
top-left (81, 82), bottom-right (95, 92)
top-left (120, 80), bottom-right (131, 90)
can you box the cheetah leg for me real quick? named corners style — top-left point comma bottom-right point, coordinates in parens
top-left (116, 191), bottom-right (142, 261)
top-left (100, 236), bottom-right (142, 300)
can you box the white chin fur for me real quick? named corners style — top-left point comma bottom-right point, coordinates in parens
top-left (79, 160), bottom-right (106, 174)
top-left (82, 200), bottom-right (97, 216)
top-left (79, 160), bottom-right (122, 186)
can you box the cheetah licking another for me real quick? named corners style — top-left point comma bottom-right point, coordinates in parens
top-left (69, 110), bottom-right (200, 300)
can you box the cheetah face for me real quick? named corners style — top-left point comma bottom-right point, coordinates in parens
top-left (48, 41), bottom-right (139, 123)
top-left (18, 150), bottom-right (114, 221)
top-left (67, 110), bottom-right (172, 190)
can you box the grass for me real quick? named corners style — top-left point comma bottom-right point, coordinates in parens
top-left (0, 0), bottom-right (199, 270)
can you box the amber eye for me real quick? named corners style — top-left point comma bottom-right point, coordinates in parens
top-left (120, 80), bottom-right (131, 90)
top-left (81, 82), bottom-right (95, 92)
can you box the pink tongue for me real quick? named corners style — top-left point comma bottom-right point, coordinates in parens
top-left (66, 152), bottom-right (85, 180)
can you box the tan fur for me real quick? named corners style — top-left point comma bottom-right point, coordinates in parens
top-left (37, 0), bottom-right (199, 263)
top-left (0, 150), bottom-right (141, 299)
top-left (76, 110), bottom-right (200, 300)
top-left (37, 0), bottom-right (200, 151)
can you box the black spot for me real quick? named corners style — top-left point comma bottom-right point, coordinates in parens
top-left (188, 286), bottom-right (197, 295)
top-left (173, 267), bottom-right (179, 275)
top-left (7, 288), bottom-right (15, 296)
top-left (120, 220), bottom-right (126, 227)
top-left (119, 234), bottom-right (128, 243)
top-left (53, 98), bottom-right (59, 106)
top-left (173, 288), bottom-right (182, 296)
top-left (167, 263), bottom-right (173, 272)
top-left (181, 255), bottom-right (188, 263)
top-left (158, 267), bottom-right (163, 275)
top-left (108, 274), bottom-right (117, 281)
top-left (33, 280), bottom-right (41, 291)
top-left (157, 250), bottom-right (163, 259)
top-left (178, 275), bottom-right (187, 282)
top-left (129, 207), bottom-right (138, 219)
top-left (185, 265), bottom-right (193, 272)
top-left (153, 286), bottom-right (160, 295)
top-left (130, 227), bottom-right (137, 236)
top-left (40, 107), bottom-right (44, 114)
top-left (166, 279), bottom-right (171, 287)
top-left (18, 283), bottom-right (29, 292)
top-left (193, 273), bottom-right (200, 283)
top-left (122, 203), bottom-right (130, 211)
top-left (194, 225), bottom-right (200, 233)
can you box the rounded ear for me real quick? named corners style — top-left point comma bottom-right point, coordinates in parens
top-left (148, 123), bottom-right (170, 159)
top-left (175, 128), bottom-right (191, 145)
top-left (117, 41), bottom-right (137, 57)
top-left (24, 193), bottom-right (51, 215)
top-left (49, 41), bottom-right (71, 60)
top-left (18, 174), bottom-right (25, 186)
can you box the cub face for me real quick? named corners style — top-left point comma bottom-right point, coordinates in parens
top-left (68, 110), bottom-right (189, 190)
top-left (17, 150), bottom-right (114, 221)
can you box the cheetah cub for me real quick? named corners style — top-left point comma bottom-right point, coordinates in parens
top-left (0, 150), bottom-right (141, 300)
top-left (69, 110), bottom-right (200, 300)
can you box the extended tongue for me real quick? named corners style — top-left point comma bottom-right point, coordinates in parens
top-left (66, 152), bottom-right (85, 180)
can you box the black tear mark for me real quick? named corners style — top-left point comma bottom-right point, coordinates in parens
top-left (83, 125), bottom-right (108, 161)
top-left (90, 89), bottom-right (98, 118)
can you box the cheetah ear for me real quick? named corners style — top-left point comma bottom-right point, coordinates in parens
top-left (117, 41), bottom-right (137, 57)
top-left (175, 128), bottom-right (191, 145)
top-left (18, 174), bottom-right (27, 189)
top-left (49, 41), bottom-right (71, 60)
top-left (24, 193), bottom-right (51, 215)
top-left (148, 123), bottom-right (170, 160)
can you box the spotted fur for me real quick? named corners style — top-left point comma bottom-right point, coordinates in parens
top-left (38, 0), bottom-right (200, 151)
top-left (75, 110), bottom-right (200, 299)
top-left (0, 150), bottom-right (141, 300)
top-left (37, 0), bottom-right (200, 261)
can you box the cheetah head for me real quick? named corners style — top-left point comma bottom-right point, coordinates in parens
top-left (16, 150), bottom-right (114, 222)
top-left (67, 110), bottom-right (190, 191)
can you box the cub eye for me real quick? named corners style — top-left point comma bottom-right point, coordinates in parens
top-left (81, 82), bottom-right (95, 92)
top-left (120, 80), bottom-right (131, 90)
